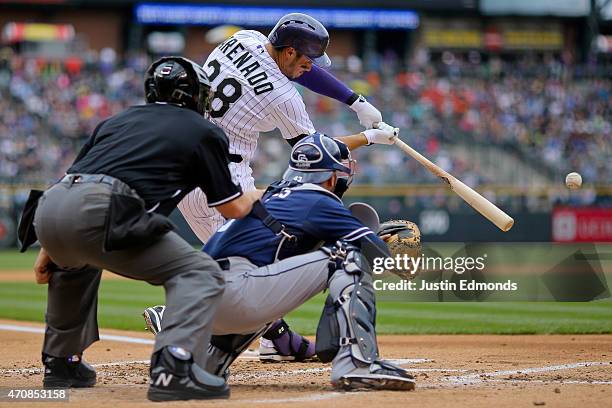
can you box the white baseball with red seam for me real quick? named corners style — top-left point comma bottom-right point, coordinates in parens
top-left (565, 172), bottom-right (582, 189)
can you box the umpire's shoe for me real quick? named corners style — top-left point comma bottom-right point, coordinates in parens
top-left (42, 354), bottom-right (96, 388)
top-left (147, 346), bottom-right (230, 401)
top-left (333, 360), bottom-right (416, 391)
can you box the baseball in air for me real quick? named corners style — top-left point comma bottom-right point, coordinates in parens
top-left (565, 172), bottom-right (582, 189)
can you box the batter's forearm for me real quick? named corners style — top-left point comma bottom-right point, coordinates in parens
top-left (294, 65), bottom-right (358, 105)
top-left (335, 133), bottom-right (368, 151)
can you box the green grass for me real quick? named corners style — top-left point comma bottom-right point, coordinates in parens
top-left (0, 249), bottom-right (41, 269)
top-left (0, 280), bottom-right (610, 335)
top-left (1, 248), bottom-right (611, 335)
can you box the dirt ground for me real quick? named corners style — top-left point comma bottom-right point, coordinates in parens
top-left (0, 320), bottom-right (610, 407)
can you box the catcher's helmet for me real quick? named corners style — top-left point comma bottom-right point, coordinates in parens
top-left (144, 56), bottom-right (212, 115)
top-left (268, 13), bottom-right (331, 67)
top-left (283, 133), bottom-right (354, 194)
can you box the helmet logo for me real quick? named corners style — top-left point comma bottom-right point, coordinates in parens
top-left (295, 154), bottom-right (310, 168)
top-left (293, 146), bottom-right (322, 168)
top-left (160, 65), bottom-right (173, 75)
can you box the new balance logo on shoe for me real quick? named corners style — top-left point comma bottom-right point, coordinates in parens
top-left (153, 373), bottom-right (173, 387)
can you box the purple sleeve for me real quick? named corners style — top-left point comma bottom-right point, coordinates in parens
top-left (294, 64), bottom-right (358, 105)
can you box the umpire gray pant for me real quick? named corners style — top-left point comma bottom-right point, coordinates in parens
top-left (34, 180), bottom-right (225, 368)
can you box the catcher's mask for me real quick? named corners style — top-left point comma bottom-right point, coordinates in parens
top-left (144, 56), bottom-right (213, 116)
top-left (282, 132), bottom-right (355, 198)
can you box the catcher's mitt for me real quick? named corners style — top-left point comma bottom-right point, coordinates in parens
top-left (377, 220), bottom-right (422, 279)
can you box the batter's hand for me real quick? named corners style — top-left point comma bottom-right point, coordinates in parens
top-left (362, 122), bottom-right (399, 145)
top-left (349, 95), bottom-right (382, 129)
top-left (34, 247), bottom-right (54, 284)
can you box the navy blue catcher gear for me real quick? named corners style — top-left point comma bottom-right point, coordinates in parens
top-left (283, 133), bottom-right (354, 188)
top-left (144, 56), bottom-right (212, 115)
top-left (268, 13), bottom-right (331, 67)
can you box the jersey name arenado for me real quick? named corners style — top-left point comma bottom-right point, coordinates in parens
top-left (203, 30), bottom-right (315, 169)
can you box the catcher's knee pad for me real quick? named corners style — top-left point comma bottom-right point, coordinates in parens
top-left (320, 240), bottom-right (369, 279)
top-left (316, 242), bottom-right (378, 364)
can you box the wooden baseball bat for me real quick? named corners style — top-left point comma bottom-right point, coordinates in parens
top-left (393, 138), bottom-right (514, 232)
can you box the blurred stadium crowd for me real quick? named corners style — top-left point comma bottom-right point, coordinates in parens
top-left (0, 50), bottom-right (610, 212)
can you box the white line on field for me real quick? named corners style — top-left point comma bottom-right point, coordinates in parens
top-left (443, 361), bottom-right (612, 385)
top-left (92, 360), bottom-right (150, 367)
top-left (233, 392), bottom-right (352, 404)
top-left (0, 324), bottom-right (154, 345)
top-left (490, 379), bottom-right (612, 385)
top-left (391, 358), bottom-right (431, 364)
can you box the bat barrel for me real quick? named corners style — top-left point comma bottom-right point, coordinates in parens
top-left (394, 138), bottom-right (514, 232)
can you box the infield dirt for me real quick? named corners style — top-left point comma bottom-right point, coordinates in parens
top-left (0, 319), bottom-right (610, 407)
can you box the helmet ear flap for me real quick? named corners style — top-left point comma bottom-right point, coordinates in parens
top-left (144, 59), bottom-right (163, 104)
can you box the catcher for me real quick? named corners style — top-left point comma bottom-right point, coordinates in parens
top-left (144, 133), bottom-right (419, 390)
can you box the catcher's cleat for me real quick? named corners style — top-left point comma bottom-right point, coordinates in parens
top-left (42, 354), bottom-right (96, 389)
top-left (332, 360), bottom-right (416, 391)
top-left (259, 319), bottom-right (317, 362)
top-left (143, 305), bottom-right (165, 335)
top-left (259, 338), bottom-right (300, 362)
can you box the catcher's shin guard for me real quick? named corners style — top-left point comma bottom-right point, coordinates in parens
top-left (316, 242), bottom-right (378, 364)
top-left (316, 241), bottom-right (415, 391)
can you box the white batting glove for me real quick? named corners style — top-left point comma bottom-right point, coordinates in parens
top-left (362, 122), bottom-right (399, 145)
top-left (349, 95), bottom-right (382, 129)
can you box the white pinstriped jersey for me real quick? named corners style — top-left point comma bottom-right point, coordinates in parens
top-left (178, 30), bottom-right (316, 243)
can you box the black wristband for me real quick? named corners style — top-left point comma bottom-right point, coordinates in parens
top-left (345, 92), bottom-right (360, 106)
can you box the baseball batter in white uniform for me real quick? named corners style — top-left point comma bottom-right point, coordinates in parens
top-left (179, 14), bottom-right (397, 242)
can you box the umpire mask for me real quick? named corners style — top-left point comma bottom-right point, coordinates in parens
top-left (145, 56), bottom-right (213, 116)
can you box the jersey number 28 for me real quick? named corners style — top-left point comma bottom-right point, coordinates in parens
top-left (206, 60), bottom-right (243, 118)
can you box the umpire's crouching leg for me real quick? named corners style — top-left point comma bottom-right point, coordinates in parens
top-left (34, 181), bottom-right (227, 391)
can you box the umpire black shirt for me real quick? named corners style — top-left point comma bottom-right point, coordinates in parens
top-left (68, 103), bottom-right (241, 216)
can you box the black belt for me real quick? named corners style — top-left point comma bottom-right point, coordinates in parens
top-left (60, 174), bottom-right (116, 186)
top-left (59, 174), bottom-right (138, 198)
top-left (217, 258), bottom-right (231, 271)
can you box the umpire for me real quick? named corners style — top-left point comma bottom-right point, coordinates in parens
top-left (26, 57), bottom-right (260, 401)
